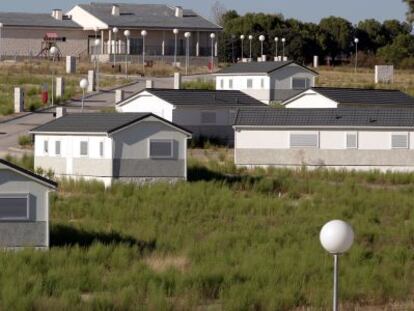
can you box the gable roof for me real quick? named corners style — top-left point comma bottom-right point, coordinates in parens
top-left (285, 87), bottom-right (414, 106)
top-left (78, 3), bottom-right (221, 30)
top-left (119, 88), bottom-right (268, 107)
top-left (234, 108), bottom-right (414, 128)
top-left (0, 12), bottom-right (81, 28)
top-left (30, 113), bottom-right (192, 136)
top-left (218, 61), bottom-right (318, 75)
top-left (0, 159), bottom-right (57, 189)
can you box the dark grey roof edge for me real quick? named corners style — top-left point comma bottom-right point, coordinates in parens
top-left (0, 159), bottom-right (57, 189)
top-left (218, 61), bottom-right (319, 75)
top-left (0, 12), bottom-right (82, 28)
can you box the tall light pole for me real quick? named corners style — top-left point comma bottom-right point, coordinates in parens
top-left (0, 23), bottom-right (4, 62)
top-left (274, 37), bottom-right (279, 60)
top-left (184, 32), bottom-right (191, 75)
top-left (259, 35), bottom-right (265, 57)
top-left (240, 35), bottom-right (245, 61)
top-left (49, 46), bottom-right (58, 107)
top-left (209, 33), bottom-right (216, 72)
top-left (141, 30), bottom-right (147, 74)
top-left (79, 79), bottom-right (89, 112)
top-left (94, 39), bottom-right (101, 91)
top-left (282, 38), bottom-right (286, 60)
top-left (354, 38), bottom-right (359, 74)
top-left (173, 28), bottom-right (179, 66)
top-left (320, 220), bottom-right (354, 311)
top-left (248, 35), bottom-right (253, 59)
top-left (231, 34), bottom-right (236, 63)
top-left (112, 27), bottom-right (119, 68)
top-left (124, 30), bottom-right (131, 78)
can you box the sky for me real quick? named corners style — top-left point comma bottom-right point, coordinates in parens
top-left (0, 0), bottom-right (408, 24)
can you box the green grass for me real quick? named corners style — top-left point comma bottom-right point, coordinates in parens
top-left (182, 79), bottom-right (215, 90)
top-left (2, 155), bottom-right (414, 310)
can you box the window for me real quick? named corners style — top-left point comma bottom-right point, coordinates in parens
top-left (43, 141), bottom-right (49, 154)
top-left (391, 134), bottom-right (408, 149)
top-left (80, 141), bottom-right (88, 156)
top-left (201, 111), bottom-right (217, 124)
top-left (247, 79), bottom-right (253, 89)
top-left (292, 78), bottom-right (310, 89)
top-left (346, 133), bottom-right (358, 149)
top-left (55, 141), bottom-right (61, 156)
top-left (220, 79), bottom-right (224, 89)
top-left (229, 79), bottom-right (233, 89)
top-left (0, 195), bottom-right (29, 220)
top-left (149, 140), bottom-right (173, 158)
top-left (261, 78), bottom-right (265, 89)
top-left (99, 142), bottom-right (104, 157)
top-left (290, 133), bottom-right (318, 148)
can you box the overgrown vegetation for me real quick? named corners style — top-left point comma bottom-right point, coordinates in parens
top-left (18, 135), bottom-right (33, 148)
top-left (182, 79), bottom-right (216, 90)
top-left (2, 154), bottom-right (414, 310)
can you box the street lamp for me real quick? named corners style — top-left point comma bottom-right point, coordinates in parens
top-left (112, 27), bottom-right (119, 68)
top-left (173, 28), bottom-right (179, 66)
top-left (0, 23), bottom-right (4, 62)
top-left (282, 38), bottom-right (286, 60)
top-left (259, 35), bottom-right (265, 57)
top-left (248, 35), bottom-right (253, 59)
top-left (184, 32), bottom-right (191, 75)
top-left (274, 37), bottom-right (279, 60)
top-left (320, 220), bottom-right (354, 311)
top-left (94, 39), bottom-right (101, 91)
top-left (140, 30), bottom-right (147, 75)
top-left (231, 34), bottom-right (236, 63)
top-left (124, 30), bottom-right (131, 77)
top-left (240, 34), bottom-right (245, 60)
top-left (49, 46), bottom-right (58, 107)
top-left (79, 78), bottom-right (89, 112)
top-left (210, 33), bottom-right (216, 72)
top-left (354, 38), bottom-right (359, 73)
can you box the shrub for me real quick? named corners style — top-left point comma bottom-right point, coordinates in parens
top-left (18, 135), bottom-right (33, 147)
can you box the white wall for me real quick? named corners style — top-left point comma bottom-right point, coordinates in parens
top-left (284, 91), bottom-right (338, 108)
top-left (67, 5), bottom-right (108, 30)
top-left (116, 92), bottom-right (174, 121)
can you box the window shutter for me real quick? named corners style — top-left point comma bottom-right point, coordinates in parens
top-left (290, 134), bottom-right (318, 148)
top-left (346, 134), bottom-right (357, 149)
top-left (392, 134), bottom-right (408, 149)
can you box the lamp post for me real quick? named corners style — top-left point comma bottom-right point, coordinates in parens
top-left (0, 23), bottom-right (4, 62)
top-left (240, 35), bottom-right (245, 61)
top-left (282, 38), bottom-right (286, 60)
top-left (354, 38), bottom-right (359, 73)
top-left (210, 33), bottom-right (215, 72)
top-left (123, 30), bottom-right (130, 78)
top-left (259, 35), bottom-right (265, 58)
top-left (94, 39), bottom-right (101, 91)
top-left (184, 32), bottom-right (191, 75)
top-left (49, 46), bottom-right (58, 107)
top-left (231, 34), bottom-right (236, 63)
top-left (79, 78), bottom-right (89, 112)
top-left (274, 37), bottom-right (279, 60)
top-left (173, 28), bottom-right (179, 66)
top-left (320, 220), bottom-right (354, 311)
top-left (248, 35), bottom-right (253, 59)
top-left (112, 27), bottom-right (119, 68)
top-left (140, 30), bottom-right (148, 75)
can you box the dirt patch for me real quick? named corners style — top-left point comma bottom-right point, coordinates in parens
top-left (144, 254), bottom-right (191, 273)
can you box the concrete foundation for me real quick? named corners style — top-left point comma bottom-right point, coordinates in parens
top-left (14, 87), bottom-right (24, 113)
top-left (115, 89), bottom-right (124, 103)
top-left (174, 72), bottom-right (181, 89)
top-left (56, 77), bottom-right (64, 98)
top-left (88, 70), bottom-right (95, 93)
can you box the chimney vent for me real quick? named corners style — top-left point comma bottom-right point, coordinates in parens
top-left (52, 9), bottom-right (63, 20)
top-left (112, 5), bottom-right (120, 16)
top-left (175, 6), bottom-right (183, 18)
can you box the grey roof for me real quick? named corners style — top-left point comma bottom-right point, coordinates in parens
top-left (310, 87), bottom-right (414, 106)
top-left (0, 159), bottom-right (57, 189)
top-left (30, 113), bottom-right (191, 135)
top-left (234, 108), bottom-right (414, 128)
top-left (0, 12), bottom-right (81, 28)
top-left (218, 61), bottom-right (318, 75)
top-left (78, 3), bottom-right (221, 30)
top-left (143, 89), bottom-right (267, 107)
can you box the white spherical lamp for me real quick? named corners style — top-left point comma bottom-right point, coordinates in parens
top-left (320, 220), bottom-right (354, 254)
top-left (282, 38), bottom-right (286, 43)
top-left (50, 46), bottom-right (58, 55)
top-left (173, 28), bottom-right (179, 35)
top-left (275, 37), bottom-right (279, 42)
top-left (248, 35), bottom-right (253, 40)
top-left (112, 27), bottom-right (119, 34)
top-left (240, 34), bottom-right (245, 40)
top-left (259, 35), bottom-right (265, 42)
top-left (94, 39), bottom-right (101, 47)
top-left (79, 78), bottom-right (89, 90)
top-left (140, 30), bottom-right (147, 37)
top-left (124, 30), bottom-right (131, 37)
top-left (354, 38), bottom-right (359, 44)
top-left (184, 32), bottom-right (191, 38)
top-left (210, 33), bottom-right (216, 39)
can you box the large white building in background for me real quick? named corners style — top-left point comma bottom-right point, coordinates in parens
top-left (0, 3), bottom-right (222, 62)
top-left (233, 108), bottom-right (414, 172)
top-left (215, 61), bottom-right (318, 104)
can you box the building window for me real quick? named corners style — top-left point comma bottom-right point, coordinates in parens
top-left (229, 79), bottom-right (233, 89)
top-left (201, 111), bottom-right (217, 124)
top-left (220, 79), bottom-right (224, 89)
top-left (247, 79), bottom-right (253, 89)
top-left (55, 141), bottom-right (61, 156)
top-left (80, 141), bottom-right (88, 156)
top-left (346, 133), bottom-right (357, 149)
top-left (292, 78), bottom-right (310, 89)
top-left (391, 134), bottom-right (408, 149)
top-left (43, 141), bottom-right (49, 154)
top-left (261, 78), bottom-right (265, 89)
top-left (99, 142), bottom-right (104, 157)
top-left (149, 140), bottom-right (173, 159)
top-left (290, 133), bottom-right (318, 148)
top-left (0, 195), bottom-right (29, 220)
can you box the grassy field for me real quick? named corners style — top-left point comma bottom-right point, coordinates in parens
top-left (1, 153), bottom-right (414, 310)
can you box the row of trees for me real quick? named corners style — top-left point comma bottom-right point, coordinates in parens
top-left (214, 3), bottom-right (414, 68)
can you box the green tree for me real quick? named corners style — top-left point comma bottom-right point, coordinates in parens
top-left (377, 34), bottom-right (414, 65)
top-left (357, 19), bottom-right (386, 52)
top-left (403, 0), bottom-right (414, 24)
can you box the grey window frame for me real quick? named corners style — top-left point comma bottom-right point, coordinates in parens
top-left (99, 141), bottom-right (104, 158)
top-left (229, 79), bottom-right (233, 89)
top-left (43, 140), bottom-right (49, 154)
top-left (290, 133), bottom-right (319, 148)
top-left (0, 194), bottom-right (30, 221)
top-left (391, 133), bottom-right (409, 149)
top-left (346, 133), bottom-right (358, 149)
top-left (292, 77), bottom-right (310, 89)
top-left (149, 139), bottom-right (173, 159)
top-left (247, 79), bottom-right (253, 89)
top-left (55, 141), bottom-right (61, 156)
top-left (261, 78), bottom-right (265, 89)
top-left (80, 141), bottom-right (89, 156)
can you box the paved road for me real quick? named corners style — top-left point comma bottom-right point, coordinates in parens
top-left (0, 74), bottom-right (213, 156)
